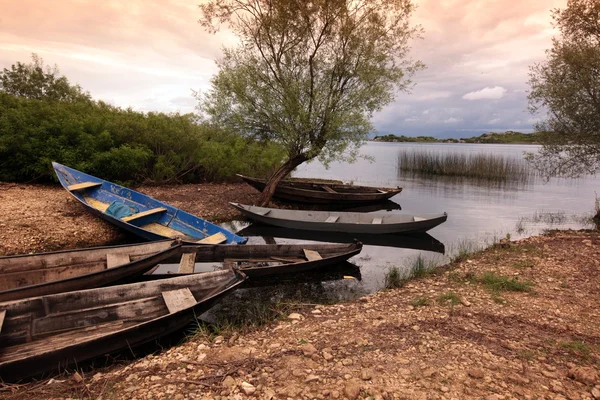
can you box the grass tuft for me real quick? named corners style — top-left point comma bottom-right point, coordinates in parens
top-left (480, 272), bottom-right (533, 292)
top-left (384, 266), bottom-right (404, 289)
top-left (410, 297), bottom-right (431, 307)
top-left (437, 291), bottom-right (461, 306)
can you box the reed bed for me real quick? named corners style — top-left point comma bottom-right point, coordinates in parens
top-left (397, 149), bottom-right (535, 183)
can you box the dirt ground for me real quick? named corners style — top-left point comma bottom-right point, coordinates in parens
top-left (0, 182), bottom-right (258, 256)
top-left (0, 184), bottom-right (599, 399)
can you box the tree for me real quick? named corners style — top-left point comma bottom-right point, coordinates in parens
top-left (0, 53), bottom-right (90, 102)
top-left (199, 0), bottom-right (423, 205)
top-left (527, 0), bottom-right (600, 178)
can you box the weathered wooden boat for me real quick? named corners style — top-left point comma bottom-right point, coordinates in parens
top-left (53, 162), bottom-right (246, 244)
top-left (231, 203), bottom-right (448, 234)
top-left (236, 224), bottom-right (446, 254)
top-left (150, 242), bottom-right (362, 278)
top-left (0, 240), bottom-right (182, 302)
top-left (0, 269), bottom-right (245, 381)
top-left (237, 174), bottom-right (402, 204)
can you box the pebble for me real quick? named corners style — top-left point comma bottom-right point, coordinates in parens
top-left (222, 376), bottom-right (236, 388)
top-left (305, 374), bottom-right (320, 383)
top-left (468, 369), bottom-right (485, 379)
top-left (301, 343), bottom-right (318, 356)
top-left (591, 387), bottom-right (600, 399)
top-left (213, 335), bottom-right (224, 345)
top-left (342, 358), bottom-right (354, 366)
top-left (344, 381), bottom-right (362, 399)
top-left (360, 369), bottom-right (372, 381)
top-left (288, 313), bottom-right (303, 320)
top-left (241, 381), bottom-right (256, 395)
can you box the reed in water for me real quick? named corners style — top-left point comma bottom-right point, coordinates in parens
top-left (397, 149), bottom-right (535, 183)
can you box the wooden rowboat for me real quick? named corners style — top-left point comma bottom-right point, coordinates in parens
top-left (157, 241), bottom-right (362, 278)
top-left (0, 269), bottom-right (245, 381)
top-left (231, 203), bottom-right (447, 234)
top-left (53, 162), bottom-right (246, 244)
top-left (0, 240), bottom-right (181, 302)
top-left (237, 174), bottom-right (402, 205)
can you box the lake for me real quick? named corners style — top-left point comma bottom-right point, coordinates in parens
top-left (191, 142), bottom-right (600, 319)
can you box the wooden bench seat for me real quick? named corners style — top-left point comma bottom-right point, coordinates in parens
top-left (122, 207), bottom-right (167, 222)
top-left (372, 217), bottom-right (383, 224)
top-left (321, 185), bottom-right (337, 193)
top-left (325, 215), bottom-right (339, 223)
top-left (67, 181), bottom-right (102, 191)
top-left (196, 232), bottom-right (227, 244)
top-left (303, 249), bottom-right (323, 261)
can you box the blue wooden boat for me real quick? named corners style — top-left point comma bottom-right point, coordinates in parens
top-left (53, 162), bottom-right (247, 244)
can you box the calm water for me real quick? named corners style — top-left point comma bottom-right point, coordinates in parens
top-left (165, 143), bottom-right (600, 317)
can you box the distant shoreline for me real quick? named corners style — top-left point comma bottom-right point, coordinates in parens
top-left (371, 131), bottom-right (543, 145)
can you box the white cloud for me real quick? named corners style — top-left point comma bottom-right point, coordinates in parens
top-left (462, 86), bottom-right (507, 100)
top-left (404, 116), bottom-right (419, 122)
top-left (444, 117), bottom-right (462, 124)
top-left (488, 118), bottom-right (500, 124)
top-left (422, 109), bottom-right (430, 115)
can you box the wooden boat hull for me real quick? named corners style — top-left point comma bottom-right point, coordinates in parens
top-left (53, 162), bottom-right (246, 244)
top-left (157, 242), bottom-right (362, 278)
top-left (237, 174), bottom-right (402, 204)
top-left (0, 240), bottom-right (181, 302)
top-left (231, 203), bottom-right (447, 234)
top-left (236, 224), bottom-right (446, 254)
top-left (0, 269), bottom-right (245, 381)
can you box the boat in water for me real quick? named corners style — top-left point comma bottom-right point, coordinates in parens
top-left (53, 162), bottom-right (246, 244)
top-left (231, 203), bottom-right (447, 234)
top-left (237, 174), bottom-right (402, 205)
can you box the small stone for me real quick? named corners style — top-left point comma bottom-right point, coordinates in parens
top-left (468, 369), bottom-right (485, 379)
top-left (591, 387), bottom-right (600, 399)
top-left (323, 351), bottom-right (334, 361)
top-left (422, 368), bottom-right (436, 378)
top-left (197, 353), bottom-right (207, 362)
top-left (460, 298), bottom-right (472, 307)
top-left (301, 343), bottom-right (318, 356)
top-left (412, 325), bottom-right (420, 331)
top-left (149, 375), bottom-right (161, 382)
top-left (332, 390), bottom-right (340, 399)
top-left (568, 366), bottom-right (598, 385)
top-left (311, 309), bottom-right (322, 314)
top-left (72, 372), bottom-right (83, 383)
top-left (342, 358), bottom-right (354, 366)
top-left (344, 381), bottom-right (362, 399)
top-left (360, 369), bottom-right (372, 381)
top-left (241, 381), bottom-right (256, 395)
top-left (441, 386), bottom-right (450, 393)
top-left (292, 369), bottom-right (306, 377)
top-left (305, 374), bottom-right (320, 383)
top-left (288, 313), bottom-right (303, 320)
top-left (551, 380), bottom-right (564, 394)
top-left (223, 376), bottom-right (236, 388)
top-left (213, 335), bottom-right (224, 344)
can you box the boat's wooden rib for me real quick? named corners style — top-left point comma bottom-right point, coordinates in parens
top-left (230, 203), bottom-right (448, 234)
top-left (237, 174), bottom-right (402, 205)
top-left (0, 241), bottom-right (181, 302)
top-left (53, 162), bottom-right (246, 244)
top-left (0, 269), bottom-right (246, 381)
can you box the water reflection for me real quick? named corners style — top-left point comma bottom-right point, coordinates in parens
top-left (237, 223), bottom-right (445, 253)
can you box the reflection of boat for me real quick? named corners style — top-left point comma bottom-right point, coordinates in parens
top-left (53, 162), bottom-right (246, 244)
top-left (0, 240), bottom-right (180, 302)
top-left (237, 174), bottom-right (402, 204)
top-left (154, 242), bottom-right (362, 278)
top-left (334, 200), bottom-right (401, 213)
top-left (231, 203), bottom-right (448, 234)
top-left (236, 224), bottom-right (445, 254)
top-left (0, 269), bottom-right (245, 381)
top-left (240, 261), bottom-right (362, 288)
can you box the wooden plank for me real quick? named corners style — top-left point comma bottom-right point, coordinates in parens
top-left (325, 215), bottom-right (339, 223)
top-left (0, 310), bottom-right (5, 333)
top-left (321, 185), bottom-right (337, 193)
top-left (122, 207), bottom-right (167, 222)
top-left (162, 288), bottom-right (196, 314)
top-left (196, 232), bottom-right (227, 244)
top-left (372, 217), bottom-right (383, 224)
top-left (303, 249), bottom-right (322, 261)
top-left (414, 216), bottom-right (426, 222)
top-left (270, 257), bottom-right (304, 263)
top-left (106, 253), bottom-right (130, 269)
top-left (67, 181), bottom-right (102, 191)
top-left (178, 252), bottom-right (196, 274)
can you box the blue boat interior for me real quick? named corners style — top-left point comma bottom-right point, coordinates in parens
top-left (52, 162), bottom-right (246, 244)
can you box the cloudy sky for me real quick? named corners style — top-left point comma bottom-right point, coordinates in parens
top-left (0, 0), bottom-right (565, 138)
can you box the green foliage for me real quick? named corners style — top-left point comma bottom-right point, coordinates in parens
top-left (199, 0), bottom-right (423, 204)
top-left (410, 297), bottom-right (430, 307)
top-left (479, 272), bottom-right (534, 293)
top-left (437, 292), bottom-right (461, 306)
top-left (373, 134), bottom-right (441, 143)
top-left (461, 131), bottom-right (544, 144)
top-left (0, 92), bottom-right (285, 183)
top-left (527, 0), bottom-right (600, 177)
top-left (0, 54), bottom-right (90, 103)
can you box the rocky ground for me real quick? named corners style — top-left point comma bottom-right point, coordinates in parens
top-left (1, 226), bottom-right (598, 399)
top-left (0, 182), bottom-right (257, 256)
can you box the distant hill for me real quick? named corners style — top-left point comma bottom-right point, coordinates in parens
top-left (372, 131), bottom-right (543, 144)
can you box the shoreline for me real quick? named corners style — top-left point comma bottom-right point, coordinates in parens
top-left (2, 229), bottom-right (598, 399)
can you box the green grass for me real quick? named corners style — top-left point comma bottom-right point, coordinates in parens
top-left (511, 259), bottom-right (536, 269)
top-left (560, 341), bottom-right (592, 357)
top-left (397, 149), bottom-right (535, 183)
top-left (480, 272), bottom-right (534, 292)
top-left (384, 266), bottom-right (404, 289)
top-left (437, 292), bottom-right (461, 306)
top-left (410, 297), bottom-right (431, 307)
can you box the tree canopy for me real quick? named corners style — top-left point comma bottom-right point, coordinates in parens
top-left (0, 54), bottom-right (91, 103)
top-left (199, 0), bottom-right (423, 204)
top-left (527, 0), bottom-right (600, 177)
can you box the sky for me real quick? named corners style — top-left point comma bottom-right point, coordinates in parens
top-left (0, 0), bottom-right (566, 138)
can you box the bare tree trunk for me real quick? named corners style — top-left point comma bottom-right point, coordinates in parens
top-left (257, 154), bottom-right (308, 206)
